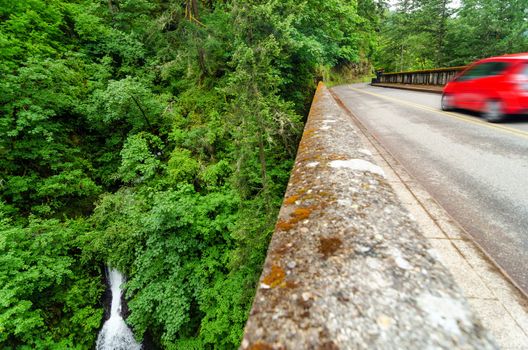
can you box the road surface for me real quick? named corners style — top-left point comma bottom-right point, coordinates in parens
top-left (332, 83), bottom-right (528, 294)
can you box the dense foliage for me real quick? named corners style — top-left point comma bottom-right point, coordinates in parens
top-left (375, 0), bottom-right (528, 71)
top-left (0, 0), bottom-right (378, 348)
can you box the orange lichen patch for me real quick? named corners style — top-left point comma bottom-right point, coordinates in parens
top-left (307, 83), bottom-right (323, 107)
top-left (302, 127), bottom-right (318, 138)
top-left (292, 207), bottom-right (311, 221)
top-left (285, 280), bottom-right (299, 289)
top-left (274, 243), bottom-right (289, 255)
top-left (262, 265), bottom-right (286, 288)
top-left (295, 155), bottom-right (319, 164)
top-left (327, 154), bottom-right (349, 161)
top-left (276, 206), bottom-right (316, 232)
top-left (248, 343), bottom-right (273, 350)
top-left (284, 195), bottom-right (300, 205)
top-left (319, 237), bottom-right (343, 259)
top-left (276, 219), bottom-right (294, 231)
top-left (314, 190), bottom-right (334, 198)
top-left (321, 341), bottom-right (340, 350)
top-left (296, 145), bottom-right (315, 157)
top-left (300, 136), bottom-right (312, 143)
top-left (295, 187), bottom-right (309, 196)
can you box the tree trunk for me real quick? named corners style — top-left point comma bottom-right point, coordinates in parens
top-left (107, 0), bottom-right (119, 13)
top-left (436, 0), bottom-right (449, 66)
top-left (192, 0), bottom-right (200, 20)
top-left (185, 0), bottom-right (200, 21)
top-left (257, 129), bottom-right (267, 193)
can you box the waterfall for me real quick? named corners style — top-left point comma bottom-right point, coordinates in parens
top-left (96, 268), bottom-right (141, 350)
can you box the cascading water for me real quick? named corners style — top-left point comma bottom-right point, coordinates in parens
top-left (96, 268), bottom-right (141, 350)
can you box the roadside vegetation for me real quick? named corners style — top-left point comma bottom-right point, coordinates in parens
top-left (1, 0), bottom-right (525, 348)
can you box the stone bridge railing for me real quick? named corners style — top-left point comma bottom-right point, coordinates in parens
top-left (239, 83), bottom-right (495, 350)
top-left (373, 66), bottom-right (467, 86)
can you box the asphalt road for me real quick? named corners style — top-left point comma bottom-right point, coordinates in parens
top-left (332, 83), bottom-right (528, 294)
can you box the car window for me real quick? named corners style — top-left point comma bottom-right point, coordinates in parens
top-left (458, 62), bottom-right (510, 81)
top-left (521, 63), bottom-right (528, 77)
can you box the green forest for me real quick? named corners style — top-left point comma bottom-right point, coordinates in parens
top-left (0, 0), bottom-right (525, 349)
top-left (376, 0), bottom-right (527, 71)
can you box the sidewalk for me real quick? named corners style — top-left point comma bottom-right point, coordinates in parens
top-left (352, 111), bottom-right (528, 349)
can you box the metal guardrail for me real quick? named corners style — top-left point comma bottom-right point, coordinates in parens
top-left (373, 66), bottom-right (468, 86)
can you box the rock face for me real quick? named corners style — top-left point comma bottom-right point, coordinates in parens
top-left (239, 83), bottom-right (497, 350)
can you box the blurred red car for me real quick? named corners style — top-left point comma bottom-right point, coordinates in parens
top-left (441, 53), bottom-right (528, 122)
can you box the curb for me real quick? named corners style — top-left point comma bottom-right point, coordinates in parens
top-left (371, 83), bottom-right (444, 94)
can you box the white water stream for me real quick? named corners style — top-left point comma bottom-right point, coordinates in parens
top-left (96, 268), bottom-right (141, 350)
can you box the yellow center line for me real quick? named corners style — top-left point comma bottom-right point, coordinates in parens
top-left (347, 87), bottom-right (528, 140)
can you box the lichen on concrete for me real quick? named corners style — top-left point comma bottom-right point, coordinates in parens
top-left (240, 83), bottom-right (497, 350)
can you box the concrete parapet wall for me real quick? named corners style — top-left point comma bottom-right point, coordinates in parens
top-left (240, 83), bottom-right (496, 350)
